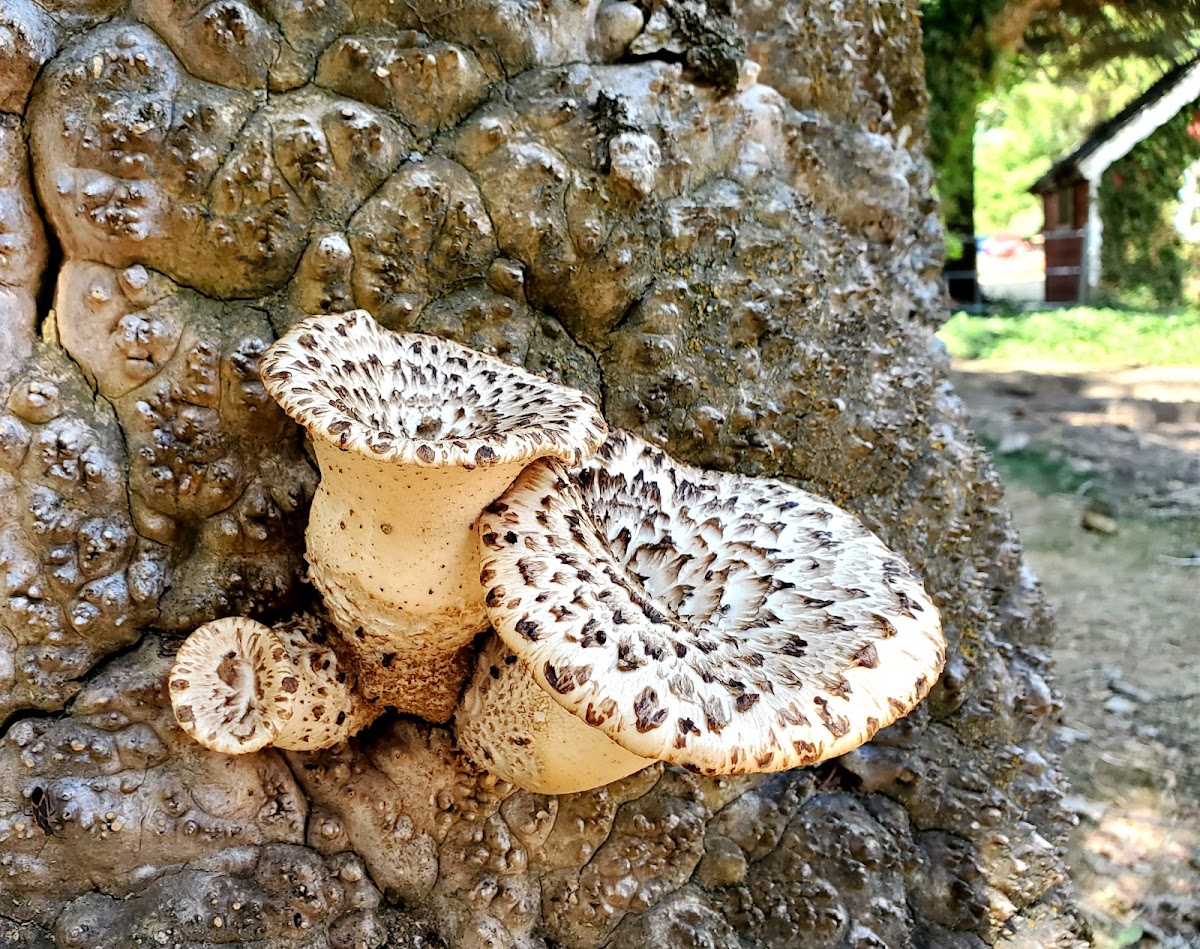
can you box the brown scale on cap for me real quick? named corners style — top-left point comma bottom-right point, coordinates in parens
top-left (460, 430), bottom-right (945, 791)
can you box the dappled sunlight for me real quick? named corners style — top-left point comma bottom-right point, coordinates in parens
top-left (1069, 789), bottom-right (1199, 942)
top-left (1013, 483), bottom-right (1200, 945)
top-left (953, 355), bottom-right (1199, 946)
top-left (951, 365), bottom-right (1200, 504)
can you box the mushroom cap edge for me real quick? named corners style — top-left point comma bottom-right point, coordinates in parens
top-left (259, 310), bottom-right (609, 470)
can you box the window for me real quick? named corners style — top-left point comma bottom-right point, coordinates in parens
top-left (1057, 187), bottom-right (1074, 228)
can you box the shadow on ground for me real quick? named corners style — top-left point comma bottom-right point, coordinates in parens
top-left (954, 364), bottom-right (1200, 949)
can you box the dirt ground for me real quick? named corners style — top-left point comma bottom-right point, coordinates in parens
top-left (952, 363), bottom-right (1200, 949)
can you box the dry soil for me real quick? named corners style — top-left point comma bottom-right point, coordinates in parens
top-left (953, 364), bottom-right (1200, 949)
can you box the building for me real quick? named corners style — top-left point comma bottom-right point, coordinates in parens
top-left (1030, 55), bottom-right (1200, 302)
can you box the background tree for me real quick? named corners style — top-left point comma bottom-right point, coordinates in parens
top-left (923, 0), bottom-right (1200, 246)
top-left (922, 0), bottom-right (1013, 250)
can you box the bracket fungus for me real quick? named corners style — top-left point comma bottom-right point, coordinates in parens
top-left (169, 615), bottom-right (376, 754)
top-left (456, 431), bottom-right (946, 794)
top-left (258, 310), bottom-right (608, 721)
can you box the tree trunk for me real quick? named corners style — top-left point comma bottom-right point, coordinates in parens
top-left (0, 2), bottom-right (1084, 946)
top-left (921, 1), bottom-right (1000, 303)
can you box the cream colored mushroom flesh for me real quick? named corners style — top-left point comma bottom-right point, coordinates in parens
top-left (258, 310), bottom-right (608, 721)
top-left (168, 615), bottom-right (377, 754)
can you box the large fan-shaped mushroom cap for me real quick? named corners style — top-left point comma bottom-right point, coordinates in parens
top-left (471, 430), bottom-right (945, 782)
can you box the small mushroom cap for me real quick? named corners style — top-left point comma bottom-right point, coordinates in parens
top-left (477, 431), bottom-right (946, 776)
top-left (168, 617), bottom-right (294, 754)
top-left (259, 310), bottom-right (608, 468)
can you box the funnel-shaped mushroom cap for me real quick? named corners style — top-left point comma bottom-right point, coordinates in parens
top-left (259, 310), bottom-right (607, 469)
top-left (477, 431), bottom-right (945, 776)
top-left (256, 309), bottom-right (608, 723)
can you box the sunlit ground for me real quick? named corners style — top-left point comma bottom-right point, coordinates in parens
top-left (951, 357), bottom-right (1200, 948)
top-left (1014, 488), bottom-right (1200, 948)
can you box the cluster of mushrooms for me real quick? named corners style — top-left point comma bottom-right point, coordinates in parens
top-left (168, 310), bottom-right (946, 794)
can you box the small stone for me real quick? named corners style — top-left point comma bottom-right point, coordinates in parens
top-left (1080, 510), bottom-right (1118, 535)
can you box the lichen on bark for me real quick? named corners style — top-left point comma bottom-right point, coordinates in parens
top-left (0, 0), bottom-right (1085, 946)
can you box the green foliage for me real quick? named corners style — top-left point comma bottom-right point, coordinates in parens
top-left (975, 58), bottom-right (1158, 234)
top-left (922, 0), bottom-right (1011, 240)
top-left (922, 0), bottom-right (1200, 245)
top-left (1026, 1), bottom-right (1200, 72)
top-left (1099, 98), bottom-right (1200, 306)
top-left (939, 306), bottom-right (1200, 367)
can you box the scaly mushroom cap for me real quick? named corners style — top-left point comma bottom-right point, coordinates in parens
top-left (169, 617), bottom-right (296, 754)
top-left (169, 616), bottom-right (375, 754)
top-left (477, 430), bottom-right (946, 776)
top-left (259, 310), bottom-right (608, 469)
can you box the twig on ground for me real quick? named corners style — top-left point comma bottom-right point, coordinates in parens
top-left (1156, 554), bottom-right (1200, 566)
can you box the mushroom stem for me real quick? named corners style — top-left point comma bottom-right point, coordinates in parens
top-left (455, 636), bottom-right (653, 793)
top-left (308, 444), bottom-right (527, 720)
top-left (169, 616), bottom-right (378, 754)
top-left (259, 311), bottom-right (609, 724)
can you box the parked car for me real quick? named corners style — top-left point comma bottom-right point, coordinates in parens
top-left (981, 232), bottom-right (1032, 257)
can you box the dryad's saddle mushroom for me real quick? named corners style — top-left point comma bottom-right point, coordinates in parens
top-left (257, 310), bottom-right (608, 721)
top-left (168, 312), bottom-right (942, 780)
top-left (169, 615), bottom-right (376, 754)
top-left (456, 431), bottom-right (946, 794)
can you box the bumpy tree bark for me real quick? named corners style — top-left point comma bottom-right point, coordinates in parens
top-left (0, 2), bottom-right (1085, 946)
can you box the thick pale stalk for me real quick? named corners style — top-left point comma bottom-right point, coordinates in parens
top-left (259, 311), bottom-right (610, 725)
top-left (454, 637), bottom-right (653, 793)
top-left (307, 442), bottom-right (527, 721)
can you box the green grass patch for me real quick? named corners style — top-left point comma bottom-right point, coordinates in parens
top-left (939, 306), bottom-right (1200, 368)
top-left (980, 438), bottom-right (1096, 497)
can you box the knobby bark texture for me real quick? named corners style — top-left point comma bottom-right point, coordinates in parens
top-left (0, 1), bottom-right (1085, 946)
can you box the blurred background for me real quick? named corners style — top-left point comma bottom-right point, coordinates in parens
top-left (921, 4), bottom-right (1199, 946)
